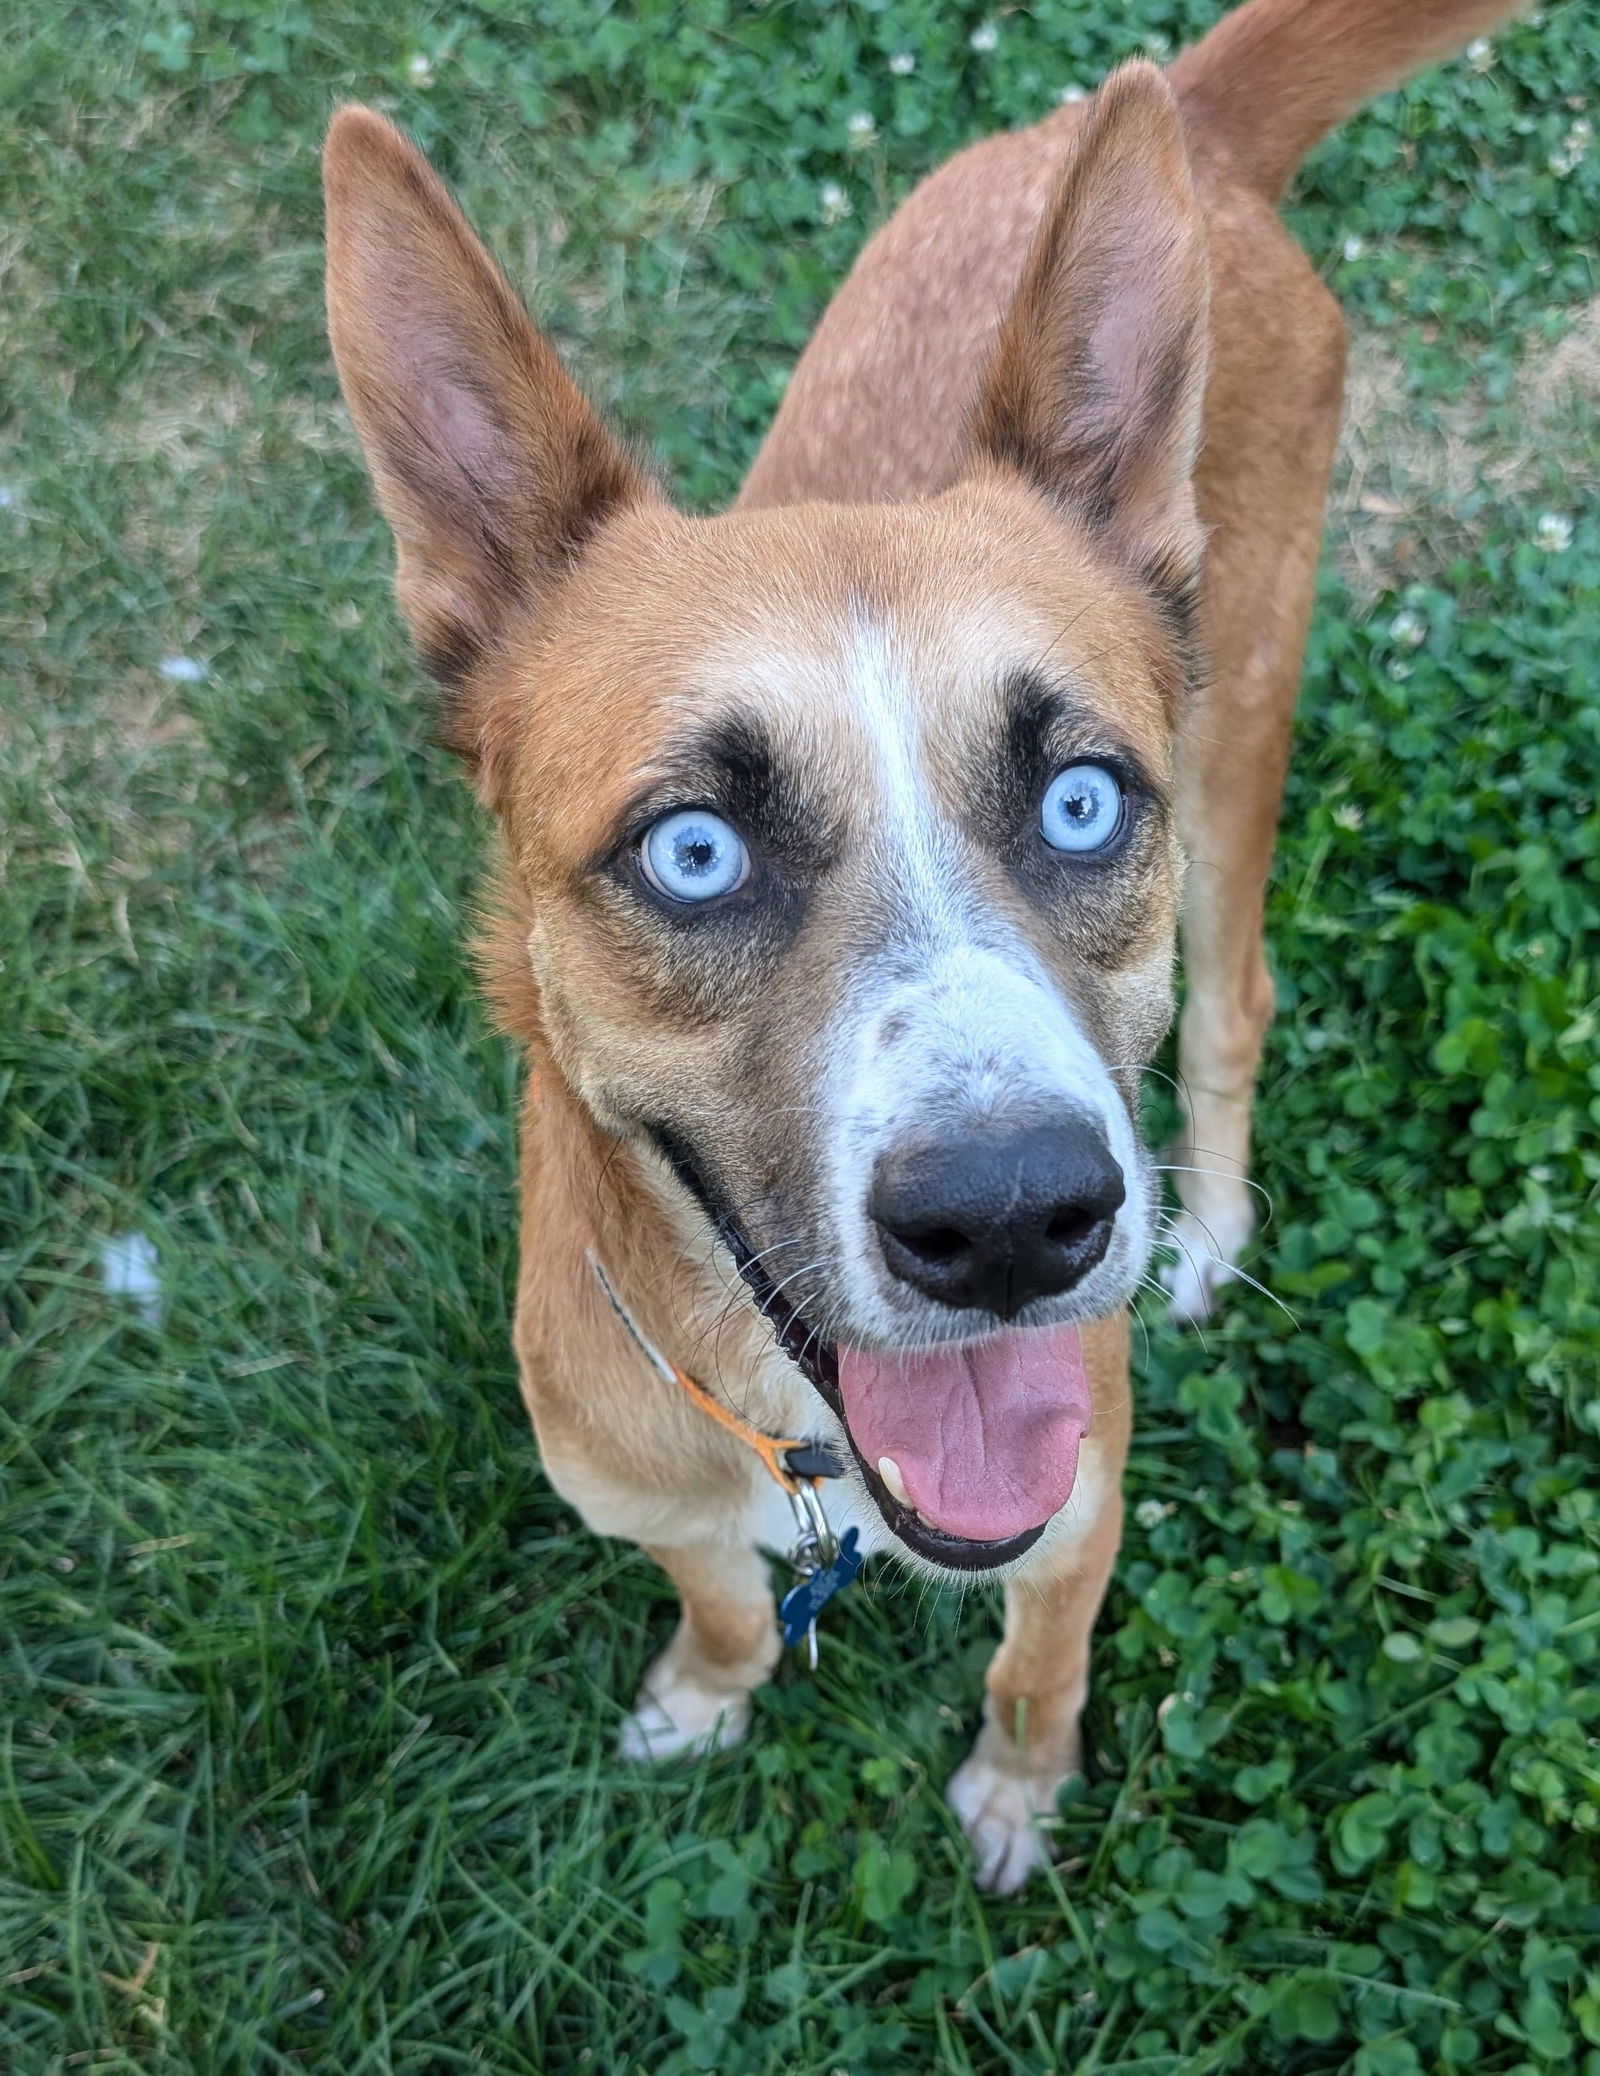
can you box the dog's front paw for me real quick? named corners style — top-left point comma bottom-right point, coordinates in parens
top-left (618, 1661), bottom-right (752, 1764)
top-left (946, 1740), bottom-right (1070, 1894)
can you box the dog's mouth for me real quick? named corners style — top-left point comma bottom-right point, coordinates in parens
top-left (724, 1216), bottom-right (1090, 1575)
top-left (646, 1127), bottom-right (1092, 1572)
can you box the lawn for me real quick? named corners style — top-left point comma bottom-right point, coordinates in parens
top-left (2, 2), bottom-right (1598, 2071)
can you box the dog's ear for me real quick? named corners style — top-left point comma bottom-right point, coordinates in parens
top-left (323, 107), bottom-right (654, 773)
top-left (967, 62), bottom-right (1210, 617)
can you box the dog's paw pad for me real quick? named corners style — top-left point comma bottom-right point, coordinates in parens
top-left (946, 1753), bottom-right (1058, 1894)
top-left (618, 1679), bottom-right (749, 1764)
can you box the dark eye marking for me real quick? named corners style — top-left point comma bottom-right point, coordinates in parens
top-left (589, 712), bottom-right (844, 964)
top-left (971, 670), bottom-right (1162, 849)
top-left (604, 712), bottom-right (839, 874)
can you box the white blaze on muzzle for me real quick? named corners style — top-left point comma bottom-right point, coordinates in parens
top-left (828, 938), bottom-right (1151, 1332)
top-left (822, 620), bottom-right (1151, 1338)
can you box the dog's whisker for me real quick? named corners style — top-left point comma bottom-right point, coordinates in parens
top-left (1204, 1256), bottom-right (1297, 1326)
top-left (1152, 1220), bottom-right (1220, 1339)
top-left (1152, 1162), bottom-right (1276, 1215)
top-left (1133, 1272), bottom-right (1194, 1350)
top-left (1104, 1059), bottom-right (1180, 1076)
top-left (1156, 1211), bottom-right (1298, 1330)
top-left (1125, 1284), bottom-right (1158, 1366)
top-left (1165, 1137), bottom-right (1279, 1212)
top-left (704, 1247), bottom-right (828, 1423)
top-left (735, 1232), bottom-right (809, 1277)
top-left (759, 1259), bottom-right (828, 1324)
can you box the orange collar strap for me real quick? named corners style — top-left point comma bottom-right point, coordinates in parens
top-left (586, 1251), bottom-right (838, 1499)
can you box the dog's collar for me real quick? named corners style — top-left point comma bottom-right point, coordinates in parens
top-left (586, 1250), bottom-right (841, 1498)
top-left (586, 1250), bottom-right (859, 1662)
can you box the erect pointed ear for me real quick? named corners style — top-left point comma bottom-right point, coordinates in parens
top-left (967, 62), bottom-right (1210, 621)
top-left (323, 107), bottom-right (655, 764)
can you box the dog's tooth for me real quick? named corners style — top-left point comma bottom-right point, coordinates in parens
top-left (877, 1455), bottom-right (912, 1509)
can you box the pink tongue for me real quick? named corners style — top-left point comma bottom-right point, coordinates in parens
top-left (838, 1322), bottom-right (1091, 1544)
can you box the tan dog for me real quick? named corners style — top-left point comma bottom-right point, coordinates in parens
top-left (324, 0), bottom-right (1519, 1891)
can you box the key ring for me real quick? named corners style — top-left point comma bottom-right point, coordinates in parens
top-left (787, 1478), bottom-right (838, 1571)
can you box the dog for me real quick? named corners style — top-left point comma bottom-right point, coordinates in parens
top-left (323, 0), bottom-right (1519, 1891)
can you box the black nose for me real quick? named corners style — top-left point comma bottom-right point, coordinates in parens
top-left (869, 1119), bottom-right (1125, 1319)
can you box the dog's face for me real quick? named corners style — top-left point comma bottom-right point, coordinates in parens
top-left (499, 489), bottom-right (1185, 1563)
top-left (324, 68), bottom-right (1209, 1572)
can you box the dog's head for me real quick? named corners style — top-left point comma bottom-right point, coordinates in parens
top-left (324, 65), bottom-right (1209, 1573)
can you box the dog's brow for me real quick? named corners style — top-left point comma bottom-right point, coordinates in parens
top-left (1000, 670), bottom-right (1166, 800)
top-left (607, 711), bottom-right (840, 866)
top-left (619, 713), bottom-right (782, 821)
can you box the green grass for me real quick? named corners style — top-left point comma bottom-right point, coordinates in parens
top-left (3, 3), bottom-right (1598, 2071)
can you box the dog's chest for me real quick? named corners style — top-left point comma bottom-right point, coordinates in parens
top-left (747, 1471), bottom-right (894, 1570)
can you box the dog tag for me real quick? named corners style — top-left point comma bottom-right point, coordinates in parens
top-left (779, 1527), bottom-right (863, 1649)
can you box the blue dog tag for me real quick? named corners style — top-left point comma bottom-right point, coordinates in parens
top-left (779, 1527), bottom-right (863, 1646)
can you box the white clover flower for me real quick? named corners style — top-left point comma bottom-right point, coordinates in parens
top-left (1342, 234), bottom-right (1365, 263)
top-left (1536, 511), bottom-right (1573, 551)
top-left (1145, 33), bottom-right (1171, 59)
top-left (1332, 803), bottom-right (1365, 832)
top-left (1466, 37), bottom-right (1493, 71)
top-left (819, 180), bottom-right (851, 226)
top-left (1135, 1498), bottom-right (1169, 1531)
top-left (889, 50), bottom-right (916, 76)
top-left (846, 110), bottom-right (876, 146)
top-left (1550, 118), bottom-right (1591, 176)
top-left (1389, 607), bottom-right (1427, 648)
top-left (159, 655), bottom-right (206, 683)
top-left (407, 51), bottom-right (434, 86)
top-left (1058, 82), bottom-right (1086, 104)
top-left (970, 21), bottom-right (999, 54)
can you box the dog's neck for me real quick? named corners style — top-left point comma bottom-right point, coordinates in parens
top-left (518, 1031), bottom-right (773, 1399)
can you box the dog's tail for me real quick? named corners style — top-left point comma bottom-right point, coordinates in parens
top-left (1170, 0), bottom-right (1524, 202)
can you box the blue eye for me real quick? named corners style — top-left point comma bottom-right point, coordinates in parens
top-left (1041, 763), bottom-right (1124, 853)
top-left (640, 809), bottom-right (749, 903)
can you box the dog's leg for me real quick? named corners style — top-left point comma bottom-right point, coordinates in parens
top-left (1163, 223), bottom-right (1348, 1324)
top-left (1163, 597), bottom-right (1301, 1325)
top-left (947, 1332), bottom-right (1131, 1892)
top-left (619, 1539), bottom-right (780, 1762)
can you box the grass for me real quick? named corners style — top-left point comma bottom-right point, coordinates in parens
top-left (2, 2), bottom-right (1598, 2070)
